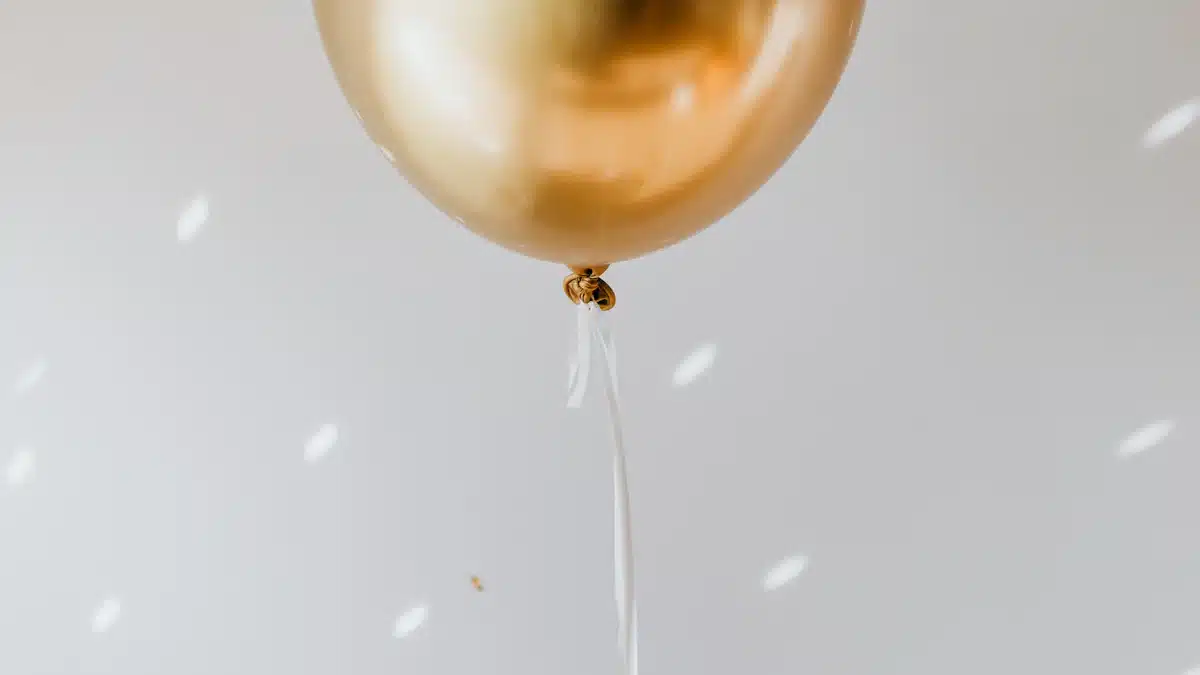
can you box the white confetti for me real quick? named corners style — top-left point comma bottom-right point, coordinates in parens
top-left (393, 605), bottom-right (428, 639)
top-left (673, 343), bottom-right (717, 388)
top-left (177, 195), bottom-right (210, 242)
top-left (763, 555), bottom-right (808, 592)
top-left (1143, 99), bottom-right (1199, 149)
top-left (1117, 420), bottom-right (1174, 458)
top-left (11, 358), bottom-right (48, 396)
top-left (304, 424), bottom-right (339, 463)
top-left (91, 596), bottom-right (122, 633)
top-left (6, 447), bottom-right (36, 487)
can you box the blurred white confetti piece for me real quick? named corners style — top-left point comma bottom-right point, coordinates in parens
top-left (763, 555), bottom-right (808, 592)
top-left (673, 343), bottom-right (717, 388)
top-left (12, 358), bottom-right (48, 396)
top-left (1143, 99), bottom-right (1199, 149)
top-left (176, 194), bottom-right (210, 242)
top-left (1117, 420), bottom-right (1174, 458)
top-left (304, 424), bottom-right (339, 464)
top-left (91, 596), bottom-right (122, 633)
top-left (393, 605), bottom-right (428, 639)
top-left (6, 447), bottom-right (36, 487)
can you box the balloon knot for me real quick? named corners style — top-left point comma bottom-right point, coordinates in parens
top-left (563, 266), bottom-right (616, 311)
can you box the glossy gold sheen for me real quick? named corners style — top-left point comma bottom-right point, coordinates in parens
top-left (315, 0), bottom-right (864, 266)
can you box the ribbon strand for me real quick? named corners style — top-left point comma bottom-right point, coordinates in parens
top-left (567, 302), bottom-right (593, 409)
top-left (567, 303), bottom-right (639, 675)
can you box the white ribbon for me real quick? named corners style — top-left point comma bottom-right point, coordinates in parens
top-left (567, 302), bottom-right (593, 409)
top-left (567, 303), bottom-right (639, 675)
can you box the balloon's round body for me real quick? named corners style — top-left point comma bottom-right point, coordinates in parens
top-left (315, 0), bottom-right (864, 266)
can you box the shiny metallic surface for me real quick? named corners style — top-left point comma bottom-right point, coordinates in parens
top-left (314, 0), bottom-right (864, 266)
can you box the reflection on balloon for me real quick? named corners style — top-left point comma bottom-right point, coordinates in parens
top-left (314, 0), bottom-right (864, 266)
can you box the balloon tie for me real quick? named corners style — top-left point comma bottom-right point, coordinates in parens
top-left (564, 266), bottom-right (616, 311)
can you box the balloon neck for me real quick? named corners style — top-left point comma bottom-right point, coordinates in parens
top-left (570, 265), bottom-right (609, 277)
top-left (564, 266), bottom-right (616, 311)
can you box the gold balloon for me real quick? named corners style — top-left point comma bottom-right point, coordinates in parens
top-left (315, 0), bottom-right (864, 267)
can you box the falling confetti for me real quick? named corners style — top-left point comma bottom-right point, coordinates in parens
top-left (304, 424), bottom-right (339, 464)
top-left (762, 555), bottom-right (808, 592)
top-left (1143, 99), bottom-right (1199, 149)
top-left (1116, 420), bottom-right (1174, 458)
top-left (176, 194), bottom-right (210, 242)
top-left (5, 447), bottom-right (36, 487)
top-left (91, 596), bottom-right (122, 633)
top-left (673, 343), bottom-right (717, 388)
top-left (11, 358), bottom-right (48, 396)
top-left (393, 605), bottom-right (428, 639)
